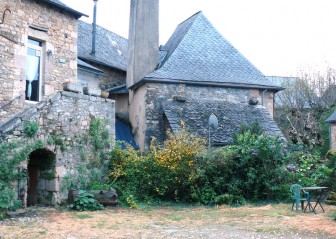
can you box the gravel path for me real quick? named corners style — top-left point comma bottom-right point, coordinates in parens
top-left (0, 205), bottom-right (335, 239)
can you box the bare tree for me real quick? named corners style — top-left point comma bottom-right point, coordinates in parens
top-left (274, 66), bottom-right (336, 149)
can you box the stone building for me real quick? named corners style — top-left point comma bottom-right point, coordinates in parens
top-left (77, 20), bottom-right (128, 119)
top-left (126, 1), bottom-right (283, 150)
top-left (76, 20), bottom-right (138, 147)
top-left (0, 0), bottom-right (115, 205)
top-left (326, 110), bottom-right (336, 150)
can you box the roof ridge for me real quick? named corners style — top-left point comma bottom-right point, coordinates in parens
top-left (158, 12), bottom-right (202, 68)
top-left (177, 11), bottom-right (203, 27)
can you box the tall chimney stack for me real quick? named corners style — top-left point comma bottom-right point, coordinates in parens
top-left (126, 0), bottom-right (159, 88)
top-left (91, 0), bottom-right (98, 55)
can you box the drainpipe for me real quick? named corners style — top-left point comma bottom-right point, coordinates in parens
top-left (91, 0), bottom-right (98, 55)
top-left (262, 89), bottom-right (268, 107)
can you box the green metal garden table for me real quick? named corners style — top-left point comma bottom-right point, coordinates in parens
top-left (300, 187), bottom-right (329, 213)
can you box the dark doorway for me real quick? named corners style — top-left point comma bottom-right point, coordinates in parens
top-left (27, 148), bottom-right (55, 207)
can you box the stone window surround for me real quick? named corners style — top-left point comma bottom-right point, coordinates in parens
top-left (26, 27), bottom-right (49, 103)
top-left (26, 38), bottom-right (43, 102)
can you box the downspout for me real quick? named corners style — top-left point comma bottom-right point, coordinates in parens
top-left (91, 0), bottom-right (98, 55)
top-left (262, 89), bottom-right (268, 107)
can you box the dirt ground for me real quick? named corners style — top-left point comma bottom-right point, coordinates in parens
top-left (0, 203), bottom-right (335, 239)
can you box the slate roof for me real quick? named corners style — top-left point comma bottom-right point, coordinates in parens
top-left (144, 12), bottom-right (281, 91)
top-left (78, 21), bottom-right (128, 71)
top-left (163, 99), bottom-right (283, 145)
top-left (42, 0), bottom-right (87, 18)
top-left (326, 109), bottom-right (336, 123)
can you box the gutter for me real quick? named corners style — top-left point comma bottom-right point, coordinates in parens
top-left (129, 77), bottom-right (285, 92)
top-left (78, 65), bottom-right (107, 76)
top-left (78, 56), bottom-right (126, 72)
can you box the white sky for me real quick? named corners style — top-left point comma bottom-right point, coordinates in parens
top-left (61, 0), bottom-right (336, 77)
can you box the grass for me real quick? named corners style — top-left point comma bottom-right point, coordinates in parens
top-left (72, 213), bottom-right (93, 220)
top-left (0, 203), bottom-right (335, 238)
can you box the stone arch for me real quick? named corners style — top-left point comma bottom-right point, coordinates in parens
top-left (26, 148), bottom-right (56, 206)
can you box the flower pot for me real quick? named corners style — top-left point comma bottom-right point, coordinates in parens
top-left (101, 91), bottom-right (109, 98)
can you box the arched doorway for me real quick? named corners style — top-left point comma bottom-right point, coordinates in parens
top-left (27, 148), bottom-right (56, 206)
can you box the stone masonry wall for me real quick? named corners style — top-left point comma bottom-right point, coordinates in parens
top-left (140, 82), bottom-right (275, 149)
top-left (0, 0), bottom-right (78, 122)
top-left (331, 123), bottom-right (336, 150)
top-left (0, 92), bottom-right (115, 203)
top-left (88, 63), bottom-right (126, 90)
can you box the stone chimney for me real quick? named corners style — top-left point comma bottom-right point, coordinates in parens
top-left (91, 0), bottom-right (98, 55)
top-left (126, 0), bottom-right (159, 88)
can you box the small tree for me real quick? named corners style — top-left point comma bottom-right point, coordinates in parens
top-left (275, 66), bottom-right (336, 151)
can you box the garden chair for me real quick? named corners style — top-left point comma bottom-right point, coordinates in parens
top-left (290, 184), bottom-right (309, 212)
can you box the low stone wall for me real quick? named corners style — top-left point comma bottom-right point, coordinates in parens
top-left (0, 92), bottom-right (115, 204)
top-left (1, 91), bottom-right (115, 141)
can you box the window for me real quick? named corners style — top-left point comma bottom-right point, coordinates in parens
top-left (25, 38), bottom-right (43, 102)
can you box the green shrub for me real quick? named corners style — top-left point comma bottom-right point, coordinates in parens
top-left (23, 121), bottom-right (39, 138)
top-left (109, 125), bottom-right (205, 202)
top-left (108, 125), bottom-right (336, 206)
top-left (196, 131), bottom-right (291, 202)
top-left (214, 194), bottom-right (246, 205)
top-left (70, 190), bottom-right (104, 211)
top-left (286, 150), bottom-right (332, 187)
top-left (325, 150), bottom-right (336, 191)
top-left (89, 118), bottom-right (111, 152)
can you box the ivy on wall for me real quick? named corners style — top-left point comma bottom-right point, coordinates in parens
top-left (0, 138), bottom-right (45, 218)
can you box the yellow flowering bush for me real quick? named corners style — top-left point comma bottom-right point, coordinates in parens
top-left (148, 127), bottom-right (205, 199)
top-left (109, 124), bottom-right (205, 202)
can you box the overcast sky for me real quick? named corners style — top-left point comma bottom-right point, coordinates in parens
top-left (61, 0), bottom-right (336, 77)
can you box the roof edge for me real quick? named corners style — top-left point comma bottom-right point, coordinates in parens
top-left (129, 77), bottom-right (284, 91)
top-left (78, 56), bottom-right (127, 72)
top-left (43, 0), bottom-right (88, 19)
top-left (176, 11), bottom-right (202, 27)
top-left (78, 66), bottom-right (107, 76)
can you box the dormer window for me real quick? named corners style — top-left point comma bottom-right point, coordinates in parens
top-left (25, 38), bottom-right (43, 102)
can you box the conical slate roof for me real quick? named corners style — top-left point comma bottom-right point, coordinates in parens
top-left (146, 12), bottom-right (280, 90)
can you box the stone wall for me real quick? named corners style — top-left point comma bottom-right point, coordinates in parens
top-left (0, 92), bottom-right (115, 204)
top-left (0, 0), bottom-right (78, 122)
top-left (131, 82), bottom-right (276, 149)
top-left (331, 123), bottom-right (336, 150)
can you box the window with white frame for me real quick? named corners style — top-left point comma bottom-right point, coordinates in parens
top-left (25, 38), bottom-right (43, 102)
